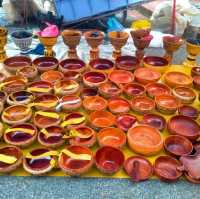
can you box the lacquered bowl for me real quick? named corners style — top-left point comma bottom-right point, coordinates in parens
top-left (83, 96), bottom-right (107, 111)
top-left (164, 71), bottom-right (193, 88)
top-left (23, 148), bottom-right (57, 175)
top-left (58, 145), bottom-right (93, 176)
top-left (83, 71), bottom-right (107, 87)
top-left (97, 127), bottom-right (126, 148)
top-left (69, 126), bottom-right (96, 147)
top-left (108, 70), bottom-right (134, 84)
top-left (154, 156), bottom-right (182, 182)
top-left (54, 79), bottom-right (79, 96)
top-left (95, 146), bottom-right (124, 174)
top-left (172, 86), bottom-right (196, 104)
top-left (0, 145), bottom-right (23, 173)
top-left (99, 81), bottom-right (122, 98)
top-left (63, 71), bottom-right (81, 82)
top-left (2, 105), bottom-right (32, 125)
top-left (134, 67), bottom-right (161, 85)
top-left (115, 56), bottom-right (140, 71)
top-left (178, 105), bottom-right (199, 120)
top-left (141, 114), bottom-right (166, 131)
top-left (146, 82), bottom-right (171, 98)
top-left (193, 76), bottom-right (200, 90)
top-left (4, 123), bottom-right (37, 147)
top-left (164, 135), bottom-right (193, 157)
top-left (3, 56), bottom-right (32, 73)
top-left (116, 114), bottom-right (137, 132)
top-left (131, 96), bottom-right (155, 114)
top-left (155, 95), bottom-right (179, 114)
top-left (33, 57), bottom-right (59, 72)
top-left (108, 97), bottom-right (130, 114)
top-left (124, 156), bottom-right (153, 182)
top-left (40, 70), bottom-right (64, 84)
top-left (191, 67), bottom-right (200, 77)
top-left (33, 111), bottom-right (61, 129)
top-left (143, 56), bottom-right (169, 74)
top-left (123, 83), bottom-right (145, 98)
top-left (38, 125), bottom-right (64, 148)
top-left (89, 58), bottom-right (114, 73)
top-left (59, 95), bottom-right (82, 111)
top-left (17, 66), bottom-right (38, 80)
top-left (89, 110), bottom-right (115, 129)
top-left (81, 87), bottom-right (98, 99)
top-left (168, 115), bottom-right (200, 141)
top-left (127, 125), bottom-right (163, 156)
top-left (59, 58), bottom-right (86, 73)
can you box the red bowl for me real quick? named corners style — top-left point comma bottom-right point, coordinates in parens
top-left (95, 146), bottom-right (124, 174)
top-left (168, 115), bottom-right (200, 141)
top-left (63, 71), bottom-right (81, 82)
top-left (115, 56), bottom-right (140, 71)
top-left (40, 70), bottom-right (64, 84)
top-left (17, 66), bottom-right (38, 80)
top-left (124, 156), bottom-right (153, 182)
top-left (193, 76), bottom-right (200, 90)
top-left (154, 156), bottom-right (182, 182)
top-left (59, 58), bottom-right (86, 73)
top-left (81, 87), bottom-right (98, 99)
top-left (191, 67), bottom-right (200, 77)
top-left (59, 95), bottom-right (82, 111)
top-left (178, 105), bottom-right (199, 120)
top-left (97, 127), bottom-right (126, 148)
top-left (141, 114), bottom-right (166, 131)
top-left (123, 83), bottom-right (145, 98)
top-left (116, 113), bottom-right (137, 132)
top-left (108, 70), bottom-right (134, 84)
top-left (83, 96), bottom-right (107, 111)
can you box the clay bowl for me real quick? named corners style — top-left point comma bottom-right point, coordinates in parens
top-left (95, 146), bottom-right (124, 174)
top-left (164, 135), bottom-right (193, 157)
top-left (54, 79), bottom-right (79, 96)
top-left (127, 125), bottom-right (163, 156)
top-left (0, 145), bottom-right (23, 173)
top-left (33, 57), bottom-right (59, 72)
top-left (154, 156), bottom-right (182, 182)
top-left (83, 71), bottom-right (107, 87)
top-left (89, 110), bottom-right (116, 129)
top-left (3, 56), bottom-right (32, 73)
top-left (81, 87), bottom-right (98, 99)
top-left (98, 127), bottom-right (126, 148)
top-left (83, 96), bottom-right (107, 111)
top-left (33, 94), bottom-right (59, 110)
top-left (108, 97), bottom-right (130, 114)
top-left (89, 58), bottom-right (114, 73)
top-left (58, 145), bottom-right (94, 176)
top-left (38, 125), bottom-right (64, 148)
top-left (99, 81), bottom-right (122, 98)
top-left (116, 114), bottom-right (137, 132)
top-left (115, 56), bottom-right (140, 71)
top-left (143, 56), bottom-right (169, 74)
top-left (178, 105), bottom-right (199, 120)
top-left (2, 105), bottom-right (32, 125)
top-left (193, 76), bottom-right (200, 90)
top-left (141, 114), bottom-right (166, 131)
top-left (69, 126), bottom-right (96, 147)
top-left (146, 82), bottom-right (171, 98)
top-left (23, 148), bottom-right (57, 175)
top-left (134, 67), bottom-right (161, 85)
top-left (124, 156), bottom-right (153, 182)
top-left (0, 73), bottom-right (6, 83)
top-left (59, 95), bottom-right (82, 111)
top-left (191, 67), bottom-right (200, 77)
top-left (4, 123), bottom-right (37, 147)
top-left (123, 83), bottom-right (145, 98)
top-left (172, 86), bottom-right (196, 104)
top-left (28, 80), bottom-right (53, 96)
top-left (7, 90), bottom-right (34, 106)
top-left (164, 71), bottom-right (193, 88)
top-left (33, 111), bottom-right (61, 129)
top-left (40, 70), bottom-right (64, 84)
top-left (59, 58), bottom-right (86, 73)
top-left (168, 115), bottom-right (200, 141)
top-left (17, 66), bottom-right (38, 80)
top-left (131, 96), bottom-right (155, 114)
top-left (63, 71), bottom-right (81, 82)
top-left (108, 70), bottom-right (134, 85)
top-left (62, 112), bottom-right (86, 129)
top-left (155, 95), bottom-right (179, 114)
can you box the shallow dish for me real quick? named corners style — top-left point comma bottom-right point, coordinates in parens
top-left (95, 146), bottom-right (124, 174)
top-left (115, 56), bottom-right (139, 71)
top-left (97, 127), bottom-right (126, 148)
top-left (17, 66), bottom-right (38, 80)
top-left (59, 95), bottom-right (82, 111)
top-left (108, 70), bottom-right (134, 84)
top-left (81, 87), bottom-right (98, 99)
top-left (127, 125), bottom-right (163, 156)
top-left (40, 70), bottom-right (64, 84)
top-left (58, 145), bottom-right (93, 176)
top-left (83, 96), bottom-right (107, 111)
top-left (124, 156), bottom-right (153, 182)
top-left (123, 83), bottom-right (145, 98)
top-left (178, 105), bottom-right (199, 120)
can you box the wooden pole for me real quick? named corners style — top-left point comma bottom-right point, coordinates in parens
top-left (172, 0), bottom-right (176, 34)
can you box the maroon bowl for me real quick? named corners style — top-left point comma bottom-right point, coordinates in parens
top-left (81, 87), bottom-right (98, 99)
top-left (63, 71), bottom-right (81, 82)
top-left (191, 67), bottom-right (200, 77)
top-left (123, 83), bottom-right (145, 98)
top-left (178, 105), bottom-right (199, 120)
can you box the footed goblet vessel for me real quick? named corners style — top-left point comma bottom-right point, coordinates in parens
top-left (0, 27), bottom-right (8, 62)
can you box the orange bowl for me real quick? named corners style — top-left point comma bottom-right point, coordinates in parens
top-left (123, 83), bottom-right (145, 98)
top-left (83, 96), bottom-right (107, 111)
top-left (108, 70), bottom-right (134, 84)
top-left (40, 70), bottom-right (64, 84)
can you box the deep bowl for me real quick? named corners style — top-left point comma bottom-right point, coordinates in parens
top-left (108, 70), bottom-right (134, 84)
top-left (40, 70), bottom-right (64, 84)
top-left (17, 66), bottom-right (38, 80)
top-left (59, 95), bottom-right (82, 111)
top-left (83, 96), bottom-right (107, 111)
top-left (191, 67), bottom-right (200, 77)
top-left (81, 87), bottom-right (98, 99)
top-left (123, 83), bottom-right (145, 98)
top-left (178, 105), bottom-right (199, 120)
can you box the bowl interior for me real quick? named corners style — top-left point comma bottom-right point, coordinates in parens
top-left (11, 31), bottom-right (32, 39)
top-left (90, 59), bottom-right (114, 70)
top-left (4, 56), bottom-right (31, 68)
top-left (116, 114), bottom-right (137, 131)
top-left (84, 72), bottom-right (106, 83)
top-left (178, 105), bottom-right (199, 119)
top-left (144, 56), bottom-right (169, 67)
top-left (116, 56), bottom-right (139, 69)
top-left (124, 83), bottom-right (145, 96)
top-left (33, 57), bottom-right (58, 68)
top-left (60, 59), bottom-right (85, 70)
